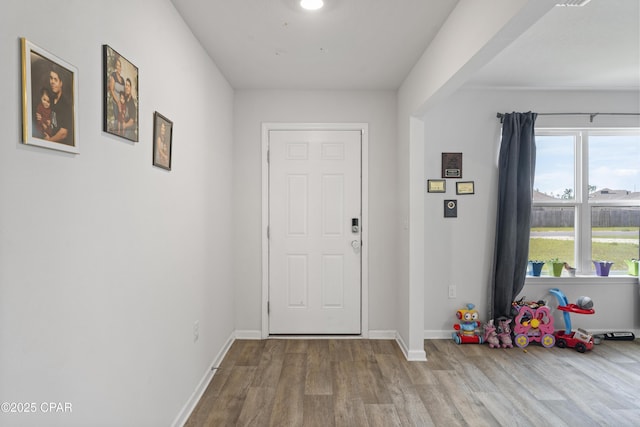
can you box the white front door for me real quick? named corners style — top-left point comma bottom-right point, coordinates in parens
top-left (268, 129), bottom-right (362, 334)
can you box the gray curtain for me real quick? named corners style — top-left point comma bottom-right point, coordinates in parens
top-left (490, 112), bottom-right (537, 319)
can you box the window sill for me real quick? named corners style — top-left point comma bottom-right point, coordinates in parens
top-left (525, 275), bottom-right (639, 285)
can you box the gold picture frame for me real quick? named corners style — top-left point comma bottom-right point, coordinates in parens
top-left (456, 181), bottom-right (475, 195)
top-left (21, 38), bottom-right (79, 154)
top-left (427, 179), bottom-right (446, 193)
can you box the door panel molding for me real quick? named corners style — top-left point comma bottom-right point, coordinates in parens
top-left (261, 123), bottom-right (369, 338)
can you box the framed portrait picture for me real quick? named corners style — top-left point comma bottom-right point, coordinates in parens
top-left (21, 38), bottom-right (79, 154)
top-left (103, 45), bottom-right (138, 142)
top-left (153, 112), bottom-right (173, 171)
top-left (456, 181), bottom-right (475, 195)
top-left (427, 179), bottom-right (446, 193)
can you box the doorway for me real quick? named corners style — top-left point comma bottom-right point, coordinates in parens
top-left (261, 123), bottom-right (369, 337)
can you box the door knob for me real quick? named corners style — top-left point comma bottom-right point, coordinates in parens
top-left (351, 240), bottom-right (360, 249)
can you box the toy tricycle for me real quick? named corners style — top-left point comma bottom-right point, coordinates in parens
top-left (549, 288), bottom-right (595, 353)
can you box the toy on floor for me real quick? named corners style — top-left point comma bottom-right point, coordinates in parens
top-left (483, 322), bottom-right (500, 348)
top-left (549, 288), bottom-right (595, 353)
top-left (511, 297), bottom-right (546, 317)
top-left (452, 303), bottom-right (484, 344)
top-left (496, 317), bottom-right (513, 348)
top-left (513, 304), bottom-right (555, 348)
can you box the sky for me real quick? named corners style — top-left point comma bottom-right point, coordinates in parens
top-left (534, 133), bottom-right (640, 198)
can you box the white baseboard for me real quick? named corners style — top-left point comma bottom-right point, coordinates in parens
top-left (370, 330), bottom-right (428, 361)
top-left (368, 330), bottom-right (429, 360)
top-left (368, 330), bottom-right (397, 339)
top-left (395, 332), bottom-right (409, 357)
top-left (406, 349), bottom-right (427, 361)
top-left (171, 332), bottom-right (235, 427)
top-left (394, 331), bottom-right (427, 361)
top-left (424, 330), bottom-right (454, 339)
top-left (235, 330), bottom-right (262, 340)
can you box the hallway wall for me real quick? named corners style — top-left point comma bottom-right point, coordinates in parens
top-left (0, 1), bottom-right (234, 426)
top-left (233, 90), bottom-right (398, 335)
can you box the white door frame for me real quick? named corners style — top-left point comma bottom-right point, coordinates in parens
top-left (261, 123), bottom-right (369, 338)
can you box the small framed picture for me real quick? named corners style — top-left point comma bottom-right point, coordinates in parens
top-left (153, 112), bottom-right (173, 171)
top-left (442, 152), bottom-right (462, 178)
top-left (456, 181), bottom-right (475, 195)
top-left (21, 38), bottom-right (79, 153)
top-left (103, 45), bottom-right (138, 142)
top-left (427, 179), bottom-right (446, 193)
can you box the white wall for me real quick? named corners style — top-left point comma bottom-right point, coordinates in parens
top-left (422, 88), bottom-right (640, 336)
top-left (233, 90), bottom-right (398, 334)
top-left (0, 1), bottom-right (234, 426)
top-left (397, 0), bottom-right (555, 358)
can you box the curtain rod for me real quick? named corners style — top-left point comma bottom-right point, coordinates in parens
top-left (496, 112), bottom-right (640, 124)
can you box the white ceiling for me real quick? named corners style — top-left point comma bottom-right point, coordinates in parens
top-left (170, 0), bottom-right (458, 89)
top-left (466, 0), bottom-right (640, 90)
top-left (171, 0), bottom-right (640, 91)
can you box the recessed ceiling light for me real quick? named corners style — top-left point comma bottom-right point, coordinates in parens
top-left (300, 0), bottom-right (323, 11)
top-left (556, 0), bottom-right (592, 6)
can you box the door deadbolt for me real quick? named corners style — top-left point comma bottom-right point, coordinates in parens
top-left (351, 218), bottom-right (359, 233)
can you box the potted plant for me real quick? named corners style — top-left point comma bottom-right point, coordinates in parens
top-left (625, 259), bottom-right (639, 276)
top-left (593, 260), bottom-right (614, 277)
top-left (549, 258), bottom-right (564, 277)
top-left (528, 260), bottom-right (545, 277)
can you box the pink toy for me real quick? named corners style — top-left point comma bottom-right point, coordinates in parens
top-left (497, 317), bottom-right (513, 348)
top-left (513, 305), bottom-right (555, 348)
top-left (483, 323), bottom-right (500, 348)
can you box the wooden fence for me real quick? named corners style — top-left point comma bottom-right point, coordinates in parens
top-left (531, 207), bottom-right (640, 227)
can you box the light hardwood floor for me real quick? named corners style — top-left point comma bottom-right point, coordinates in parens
top-left (184, 338), bottom-right (640, 426)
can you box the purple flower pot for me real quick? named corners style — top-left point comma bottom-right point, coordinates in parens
top-left (593, 260), bottom-right (613, 276)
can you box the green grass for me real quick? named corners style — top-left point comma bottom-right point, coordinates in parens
top-left (529, 238), bottom-right (575, 266)
top-left (529, 227), bottom-right (638, 272)
top-left (592, 241), bottom-right (637, 265)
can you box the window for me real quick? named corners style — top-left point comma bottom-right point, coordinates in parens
top-left (529, 129), bottom-right (640, 276)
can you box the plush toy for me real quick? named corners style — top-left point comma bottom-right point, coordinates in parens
top-left (483, 322), bottom-right (501, 348)
top-left (496, 317), bottom-right (513, 348)
top-left (452, 303), bottom-right (484, 344)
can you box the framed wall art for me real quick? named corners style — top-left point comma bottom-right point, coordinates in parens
top-left (456, 181), bottom-right (475, 195)
top-left (442, 152), bottom-right (462, 178)
top-left (427, 179), bottom-right (446, 193)
top-left (153, 112), bottom-right (173, 171)
top-left (21, 38), bottom-right (79, 154)
top-left (103, 45), bottom-right (138, 142)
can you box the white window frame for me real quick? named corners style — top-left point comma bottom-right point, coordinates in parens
top-left (533, 128), bottom-right (640, 275)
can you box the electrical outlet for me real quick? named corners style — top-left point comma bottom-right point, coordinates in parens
top-left (448, 285), bottom-right (456, 299)
top-left (193, 321), bottom-right (200, 343)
